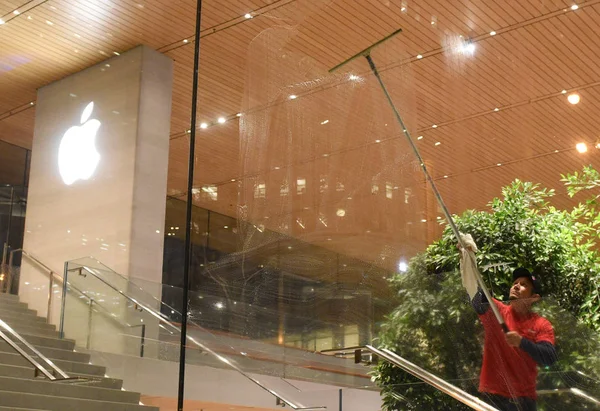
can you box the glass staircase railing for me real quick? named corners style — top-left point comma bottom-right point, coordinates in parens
top-left (60, 256), bottom-right (327, 410)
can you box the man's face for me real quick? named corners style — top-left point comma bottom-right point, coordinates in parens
top-left (509, 276), bottom-right (535, 300)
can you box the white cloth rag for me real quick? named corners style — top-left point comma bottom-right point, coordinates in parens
top-left (459, 233), bottom-right (479, 299)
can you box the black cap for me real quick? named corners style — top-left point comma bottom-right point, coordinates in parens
top-left (512, 267), bottom-right (542, 296)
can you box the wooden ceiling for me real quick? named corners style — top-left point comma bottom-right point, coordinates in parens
top-left (2, 0), bottom-right (600, 270)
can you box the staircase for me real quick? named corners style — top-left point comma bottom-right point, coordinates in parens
top-left (0, 292), bottom-right (158, 411)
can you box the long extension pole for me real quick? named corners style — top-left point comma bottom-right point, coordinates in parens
top-left (329, 33), bottom-right (507, 332)
top-left (177, 1), bottom-right (203, 409)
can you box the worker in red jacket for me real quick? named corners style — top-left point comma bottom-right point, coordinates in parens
top-left (471, 267), bottom-right (558, 411)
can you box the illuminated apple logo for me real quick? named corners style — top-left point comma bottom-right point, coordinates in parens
top-left (58, 102), bottom-right (101, 185)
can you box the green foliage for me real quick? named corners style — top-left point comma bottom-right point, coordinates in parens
top-left (373, 179), bottom-right (600, 410)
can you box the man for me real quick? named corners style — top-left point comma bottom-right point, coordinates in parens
top-left (471, 267), bottom-right (558, 411)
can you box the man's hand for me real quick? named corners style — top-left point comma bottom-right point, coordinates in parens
top-left (505, 331), bottom-right (523, 347)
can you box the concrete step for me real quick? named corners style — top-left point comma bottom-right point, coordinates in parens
top-left (17, 333), bottom-right (76, 351)
top-left (0, 304), bottom-right (38, 317)
top-left (0, 292), bottom-right (20, 301)
top-left (0, 299), bottom-right (30, 310)
top-left (0, 318), bottom-right (57, 333)
top-left (0, 375), bottom-right (140, 404)
top-left (0, 351), bottom-right (106, 376)
top-left (0, 363), bottom-right (123, 390)
top-left (0, 390), bottom-right (158, 411)
top-left (0, 341), bottom-right (91, 363)
top-left (7, 323), bottom-right (60, 338)
top-left (0, 309), bottom-right (49, 325)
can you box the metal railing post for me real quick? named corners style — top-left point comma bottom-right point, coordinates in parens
top-left (59, 262), bottom-right (68, 338)
top-left (46, 273), bottom-right (54, 322)
top-left (86, 300), bottom-right (94, 349)
top-left (140, 324), bottom-right (146, 358)
top-left (1, 243), bottom-right (7, 268)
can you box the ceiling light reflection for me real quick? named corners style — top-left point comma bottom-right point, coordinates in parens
top-left (576, 142), bottom-right (588, 153)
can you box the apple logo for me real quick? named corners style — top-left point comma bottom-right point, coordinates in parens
top-left (58, 102), bottom-right (101, 185)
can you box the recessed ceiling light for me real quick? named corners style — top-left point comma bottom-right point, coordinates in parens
top-left (183, 39), bottom-right (189, 43)
top-left (200, 123), bottom-right (208, 129)
top-left (0, 19), bottom-right (5, 25)
top-left (105, 64), bottom-right (110, 67)
top-left (113, 51), bottom-right (120, 56)
top-left (323, 153), bottom-right (329, 157)
top-left (444, 175), bottom-right (448, 178)
top-left (434, 141), bottom-right (441, 146)
top-left (567, 93), bottom-right (580, 104)
top-left (431, 21), bottom-right (435, 25)
top-left (13, 10), bottom-right (20, 15)
top-left (30, 102), bottom-right (34, 105)
top-left (421, 219), bottom-right (427, 222)
top-left (571, 4), bottom-right (579, 10)
top-left (349, 74), bottom-right (360, 81)
top-left (401, 7), bottom-right (407, 12)
top-left (27, 16), bottom-right (32, 20)
top-left (236, 112), bottom-right (242, 117)
top-left (417, 136), bottom-right (423, 140)
top-left (375, 139), bottom-right (381, 143)
top-left (561, 89), bottom-right (567, 94)
top-left (217, 117), bottom-right (226, 124)
top-left (432, 124), bottom-right (438, 128)
top-left (497, 163), bottom-right (502, 166)
top-left (595, 142), bottom-right (600, 149)
top-left (494, 108), bottom-right (499, 111)
top-left (320, 119), bottom-right (329, 125)
top-left (186, 129), bottom-right (191, 134)
top-left (417, 54), bottom-right (423, 59)
top-left (336, 209), bottom-right (346, 217)
top-left (46, 20), bottom-right (53, 25)
top-left (244, 13), bottom-right (252, 19)
top-left (490, 31), bottom-right (497, 36)
top-left (289, 95), bottom-right (297, 100)
top-left (576, 142), bottom-right (588, 153)
top-left (274, 166), bottom-right (280, 170)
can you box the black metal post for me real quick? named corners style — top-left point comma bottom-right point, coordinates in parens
top-left (6, 187), bottom-right (14, 247)
top-left (140, 324), bottom-right (146, 358)
top-left (339, 388), bottom-right (343, 411)
top-left (177, 0), bottom-right (203, 409)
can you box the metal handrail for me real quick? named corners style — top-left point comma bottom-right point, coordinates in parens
top-left (72, 264), bottom-right (325, 410)
top-left (365, 345), bottom-right (499, 411)
top-left (8, 248), bottom-right (56, 321)
top-left (538, 388), bottom-right (600, 405)
top-left (6, 248), bottom-right (145, 355)
top-left (0, 318), bottom-right (69, 380)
